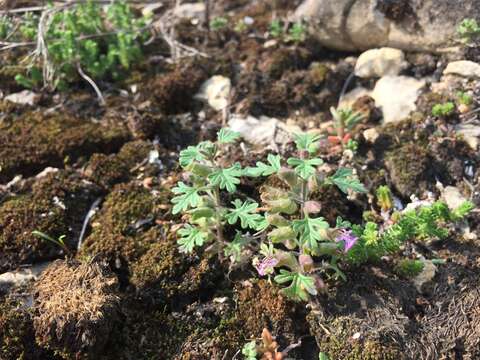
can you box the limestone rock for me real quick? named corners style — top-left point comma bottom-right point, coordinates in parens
top-left (294, 0), bottom-right (477, 52)
top-left (195, 75), bottom-right (231, 111)
top-left (355, 47), bottom-right (407, 78)
top-left (371, 76), bottom-right (425, 123)
top-left (443, 60), bottom-right (480, 78)
top-left (4, 90), bottom-right (40, 106)
top-left (228, 114), bottom-right (301, 146)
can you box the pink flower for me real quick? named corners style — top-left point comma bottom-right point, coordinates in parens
top-left (335, 229), bottom-right (358, 253)
top-left (255, 257), bottom-right (279, 276)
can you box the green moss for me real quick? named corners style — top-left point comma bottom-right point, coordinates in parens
top-left (0, 298), bottom-right (49, 359)
top-left (84, 140), bottom-right (151, 188)
top-left (385, 143), bottom-right (431, 198)
top-left (0, 196), bottom-right (67, 272)
top-left (395, 259), bottom-right (425, 278)
top-left (149, 61), bottom-right (209, 114)
top-left (130, 228), bottom-right (187, 294)
top-left (0, 171), bottom-right (99, 272)
top-left (0, 110), bottom-right (130, 182)
top-left (79, 182), bottom-right (167, 262)
top-left (260, 47), bottom-right (312, 79)
top-left (308, 62), bottom-right (329, 86)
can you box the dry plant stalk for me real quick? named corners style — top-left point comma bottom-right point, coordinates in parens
top-left (34, 260), bottom-right (119, 358)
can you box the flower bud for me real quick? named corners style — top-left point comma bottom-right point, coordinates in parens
top-left (266, 213), bottom-right (289, 227)
top-left (304, 200), bottom-right (321, 214)
top-left (268, 226), bottom-right (296, 243)
top-left (187, 163), bottom-right (212, 177)
top-left (277, 168), bottom-right (298, 188)
top-left (266, 198), bottom-right (297, 214)
top-left (299, 254), bottom-right (314, 272)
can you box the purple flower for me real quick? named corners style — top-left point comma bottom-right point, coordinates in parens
top-left (335, 229), bottom-right (358, 253)
top-left (255, 257), bottom-right (279, 276)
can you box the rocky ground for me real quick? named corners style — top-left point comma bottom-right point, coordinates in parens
top-left (1, 1), bottom-right (480, 360)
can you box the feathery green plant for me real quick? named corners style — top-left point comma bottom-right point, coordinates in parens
top-left (9, 1), bottom-right (150, 90)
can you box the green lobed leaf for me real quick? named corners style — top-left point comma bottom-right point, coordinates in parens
top-left (274, 270), bottom-right (318, 301)
top-left (244, 154), bottom-right (281, 177)
top-left (292, 215), bottom-right (329, 250)
top-left (171, 182), bottom-right (201, 214)
top-left (177, 224), bottom-right (209, 253)
top-left (287, 157), bottom-right (323, 180)
top-left (208, 163), bottom-right (243, 193)
top-left (179, 145), bottom-right (205, 168)
top-left (292, 132), bottom-right (321, 154)
top-left (217, 128), bottom-right (241, 144)
top-left (225, 199), bottom-right (266, 230)
top-left (328, 168), bottom-right (367, 194)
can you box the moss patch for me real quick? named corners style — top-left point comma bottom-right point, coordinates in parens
top-left (79, 182), bottom-right (168, 266)
top-left (84, 140), bottom-right (152, 188)
top-left (148, 60), bottom-right (209, 115)
top-left (0, 110), bottom-right (130, 182)
top-left (0, 171), bottom-right (99, 272)
top-left (0, 297), bottom-right (53, 360)
top-left (385, 143), bottom-right (431, 198)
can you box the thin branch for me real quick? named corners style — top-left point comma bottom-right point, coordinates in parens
top-left (77, 63), bottom-right (106, 105)
top-left (77, 197), bottom-right (102, 251)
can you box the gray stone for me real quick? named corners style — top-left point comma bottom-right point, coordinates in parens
top-left (294, 0), bottom-right (477, 52)
top-left (228, 114), bottom-right (301, 146)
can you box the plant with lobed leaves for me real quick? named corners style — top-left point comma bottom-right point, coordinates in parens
top-left (172, 129), bottom-right (474, 301)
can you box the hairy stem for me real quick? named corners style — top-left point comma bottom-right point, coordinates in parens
top-left (213, 187), bottom-right (225, 260)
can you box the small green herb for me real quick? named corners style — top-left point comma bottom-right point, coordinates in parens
top-left (210, 16), bottom-right (228, 31)
top-left (287, 22), bottom-right (307, 43)
top-left (458, 18), bottom-right (480, 43)
top-left (242, 340), bottom-right (257, 360)
top-left (432, 102), bottom-right (455, 117)
top-left (457, 91), bottom-right (473, 106)
top-left (269, 19), bottom-right (283, 38)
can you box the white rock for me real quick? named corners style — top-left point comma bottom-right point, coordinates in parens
top-left (455, 123), bottom-right (480, 150)
top-left (0, 262), bottom-right (50, 288)
top-left (363, 128), bottom-right (379, 143)
top-left (371, 76), bottom-right (425, 123)
top-left (443, 60), bottom-right (480, 78)
top-left (355, 48), bottom-right (407, 78)
top-left (228, 114), bottom-right (301, 146)
top-left (173, 2), bottom-right (206, 19)
top-left (195, 75), bottom-right (231, 111)
top-left (442, 186), bottom-right (468, 210)
top-left (5, 90), bottom-right (40, 106)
